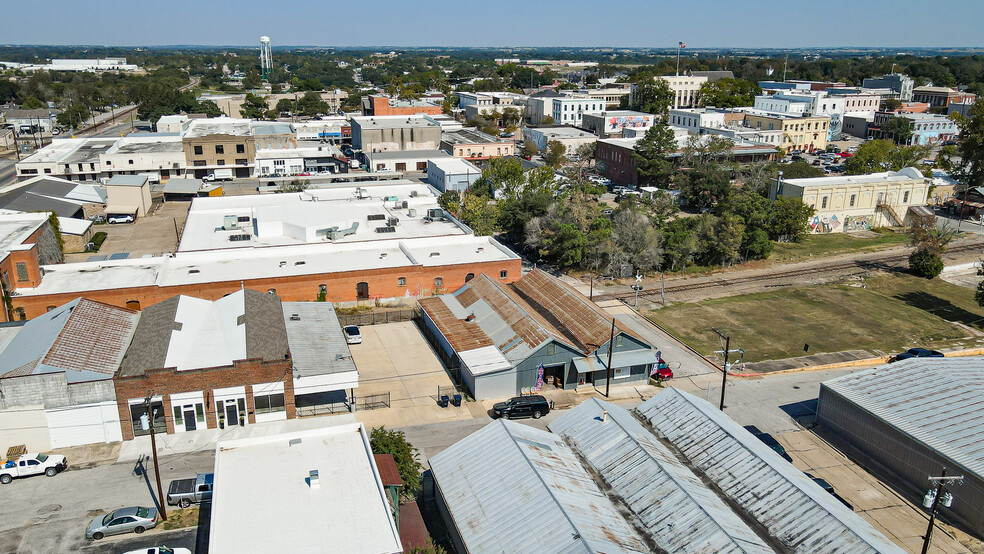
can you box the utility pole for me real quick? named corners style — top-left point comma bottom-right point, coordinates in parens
top-left (921, 469), bottom-right (962, 554)
top-left (143, 395), bottom-right (168, 521)
top-left (711, 328), bottom-right (739, 410)
top-left (604, 318), bottom-right (616, 397)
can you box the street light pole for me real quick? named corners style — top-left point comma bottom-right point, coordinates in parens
top-left (711, 327), bottom-right (735, 410)
top-left (143, 395), bottom-right (168, 521)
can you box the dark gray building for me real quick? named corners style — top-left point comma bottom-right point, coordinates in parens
top-left (419, 269), bottom-right (660, 399)
top-left (818, 358), bottom-right (984, 537)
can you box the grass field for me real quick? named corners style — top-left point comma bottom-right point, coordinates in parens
top-left (649, 273), bottom-right (984, 362)
top-left (768, 229), bottom-right (910, 264)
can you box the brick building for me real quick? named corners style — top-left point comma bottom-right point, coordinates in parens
top-left (360, 95), bottom-right (442, 116)
top-left (6, 184), bottom-right (521, 320)
top-left (114, 289), bottom-right (294, 440)
top-left (0, 213), bottom-right (63, 321)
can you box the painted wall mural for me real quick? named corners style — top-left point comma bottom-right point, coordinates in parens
top-left (844, 215), bottom-right (874, 232)
top-left (608, 115), bottom-right (651, 132)
top-left (810, 214), bottom-right (842, 233)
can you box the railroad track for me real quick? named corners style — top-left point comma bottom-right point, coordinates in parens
top-left (597, 242), bottom-right (982, 302)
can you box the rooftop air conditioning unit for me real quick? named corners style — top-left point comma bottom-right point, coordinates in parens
top-left (290, 313), bottom-right (301, 321)
top-left (387, 217), bottom-right (399, 227)
top-left (408, 208), bottom-right (417, 217)
top-left (223, 215), bottom-right (239, 230)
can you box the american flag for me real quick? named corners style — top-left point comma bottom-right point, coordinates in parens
top-left (679, 41), bottom-right (686, 48)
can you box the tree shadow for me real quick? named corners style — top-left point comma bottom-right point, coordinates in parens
top-left (893, 291), bottom-right (984, 329)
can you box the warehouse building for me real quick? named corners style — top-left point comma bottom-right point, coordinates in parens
top-left (817, 358), bottom-right (984, 537)
top-left (419, 269), bottom-right (660, 399)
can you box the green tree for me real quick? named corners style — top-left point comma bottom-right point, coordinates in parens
top-left (21, 96), bottom-right (44, 109)
top-left (520, 141), bottom-right (539, 158)
top-left (540, 115), bottom-right (556, 125)
top-left (195, 100), bottom-right (222, 118)
top-left (954, 100), bottom-right (984, 190)
top-left (882, 116), bottom-right (914, 144)
top-left (781, 161), bottom-right (825, 179)
top-left (909, 249), bottom-right (944, 279)
top-left (369, 427), bottom-right (422, 501)
top-left (769, 197), bottom-right (814, 242)
top-left (275, 98), bottom-right (294, 115)
top-left (296, 91), bottom-right (329, 116)
top-left (628, 73), bottom-right (674, 115)
top-left (881, 98), bottom-right (903, 112)
top-left (844, 139), bottom-right (895, 174)
top-left (678, 166), bottom-right (731, 210)
top-left (278, 178), bottom-right (310, 193)
top-left (458, 194), bottom-right (501, 236)
top-left (239, 93), bottom-right (268, 119)
top-left (696, 78), bottom-right (762, 108)
top-left (542, 140), bottom-right (567, 168)
top-left (632, 122), bottom-right (676, 185)
top-left (56, 104), bottom-right (91, 129)
top-left (611, 210), bottom-right (664, 275)
top-left (0, 80), bottom-right (19, 103)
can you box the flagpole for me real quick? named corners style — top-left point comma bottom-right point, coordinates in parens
top-left (676, 45), bottom-right (681, 77)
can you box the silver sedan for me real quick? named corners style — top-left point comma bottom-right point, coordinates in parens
top-left (85, 506), bottom-right (159, 540)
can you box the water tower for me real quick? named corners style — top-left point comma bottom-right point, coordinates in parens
top-left (259, 36), bottom-right (273, 79)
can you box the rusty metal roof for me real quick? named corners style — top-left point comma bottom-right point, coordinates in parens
top-left (550, 398), bottom-right (776, 554)
top-left (429, 419), bottom-right (649, 554)
top-left (821, 358), bottom-right (984, 478)
top-left (373, 454), bottom-right (403, 488)
top-left (0, 298), bottom-right (139, 383)
top-left (636, 388), bottom-right (904, 554)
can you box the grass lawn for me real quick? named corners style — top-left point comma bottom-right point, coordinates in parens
top-left (768, 229), bottom-right (910, 264)
top-left (649, 272), bottom-right (984, 362)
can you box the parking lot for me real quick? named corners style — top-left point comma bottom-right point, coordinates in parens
top-left (65, 200), bottom-right (190, 261)
top-left (348, 322), bottom-right (477, 427)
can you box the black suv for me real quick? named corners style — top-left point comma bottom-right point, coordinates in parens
top-left (492, 395), bottom-right (550, 420)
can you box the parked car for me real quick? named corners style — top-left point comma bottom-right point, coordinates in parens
top-left (0, 453), bottom-right (68, 484)
top-left (108, 214), bottom-right (135, 224)
top-left (790, 155), bottom-right (805, 162)
top-left (812, 159), bottom-right (823, 166)
top-left (86, 506), bottom-right (159, 540)
top-left (203, 168), bottom-right (235, 182)
top-left (653, 361), bottom-right (673, 380)
top-left (744, 425), bottom-right (794, 463)
top-left (805, 472), bottom-right (855, 510)
top-left (838, 152), bottom-right (853, 158)
top-left (343, 325), bottom-right (362, 345)
top-left (891, 348), bottom-right (944, 362)
top-left (167, 473), bottom-right (213, 508)
top-left (492, 395), bottom-right (550, 420)
top-left (123, 548), bottom-right (191, 554)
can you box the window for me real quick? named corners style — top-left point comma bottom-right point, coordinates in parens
top-left (500, 270), bottom-right (508, 279)
top-left (267, 288), bottom-right (276, 295)
top-left (235, 159), bottom-right (248, 165)
top-left (15, 262), bottom-right (28, 282)
top-left (465, 273), bottom-right (475, 283)
top-left (615, 336), bottom-right (623, 347)
top-left (434, 277), bottom-right (443, 288)
top-left (43, 168), bottom-right (51, 174)
top-left (215, 145), bottom-right (225, 154)
top-left (125, 300), bottom-right (141, 310)
top-left (821, 196), bottom-right (828, 209)
top-left (397, 277), bottom-right (406, 287)
top-left (849, 194), bottom-right (856, 207)
top-left (903, 191), bottom-right (910, 203)
top-left (46, 305), bottom-right (56, 312)
top-left (254, 393), bottom-right (286, 414)
top-left (194, 145), bottom-right (203, 155)
top-left (216, 159), bottom-right (225, 166)
top-left (547, 343), bottom-right (556, 355)
top-left (319, 284), bottom-right (327, 294)
top-left (236, 144), bottom-right (245, 154)
top-left (128, 159), bottom-right (134, 165)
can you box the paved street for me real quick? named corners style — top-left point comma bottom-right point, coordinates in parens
top-left (0, 158), bottom-right (14, 189)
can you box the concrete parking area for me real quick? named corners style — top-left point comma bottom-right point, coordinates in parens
top-left (349, 322), bottom-right (476, 428)
top-left (65, 200), bottom-right (189, 261)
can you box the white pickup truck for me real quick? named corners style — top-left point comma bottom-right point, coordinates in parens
top-left (0, 453), bottom-right (68, 484)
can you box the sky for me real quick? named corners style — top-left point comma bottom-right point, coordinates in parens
top-left (1, 0), bottom-right (982, 48)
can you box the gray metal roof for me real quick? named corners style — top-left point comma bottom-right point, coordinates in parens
top-left (635, 388), bottom-right (904, 554)
top-left (281, 302), bottom-right (356, 378)
top-left (549, 398), bottom-right (776, 554)
top-left (821, 357), bottom-right (984, 478)
top-left (429, 419), bottom-right (649, 554)
top-left (106, 175), bottom-right (148, 187)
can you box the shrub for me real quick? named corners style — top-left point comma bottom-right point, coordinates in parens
top-left (909, 248), bottom-right (944, 279)
top-left (87, 232), bottom-right (108, 252)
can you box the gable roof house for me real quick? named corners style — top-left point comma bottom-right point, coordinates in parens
top-left (419, 269), bottom-right (660, 399)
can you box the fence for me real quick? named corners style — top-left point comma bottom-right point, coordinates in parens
top-left (296, 402), bottom-right (351, 418)
top-left (337, 307), bottom-right (420, 327)
top-left (355, 392), bottom-right (391, 411)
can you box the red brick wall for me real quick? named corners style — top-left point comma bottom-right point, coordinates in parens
top-left (596, 140), bottom-right (640, 186)
top-left (12, 259), bottom-right (522, 319)
top-left (113, 358), bottom-right (294, 440)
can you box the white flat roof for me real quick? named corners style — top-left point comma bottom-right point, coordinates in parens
top-left (427, 157), bottom-right (480, 174)
top-left (16, 235), bottom-right (518, 297)
top-left (178, 184), bottom-right (464, 252)
top-left (209, 423), bottom-right (402, 554)
top-left (784, 167), bottom-right (925, 188)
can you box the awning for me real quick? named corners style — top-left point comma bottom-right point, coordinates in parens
top-left (459, 345), bottom-right (512, 376)
top-left (104, 205), bottom-right (138, 215)
top-left (573, 349), bottom-right (661, 374)
top-left (162, 178), bottom-right (202, 194)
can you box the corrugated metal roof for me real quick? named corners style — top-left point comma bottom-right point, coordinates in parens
top-left (429, 419), bottom-right (649, 554)
top-left (821, 358), bottom-right (984, 478)
top-left (635, 388), bottom-right (904, 554)
top-left (281, 302), bottom-right (356, 377)
top-left (0, 298), bottom-right (139, 383)
top-left (549, 398), bottom-right (776, 554)
top-left (572, 349), bottom-right (660, 374)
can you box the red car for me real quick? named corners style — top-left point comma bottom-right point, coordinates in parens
top-left (653, 360), bottom-right (673, 380)
top-left (297, 172), bottom-right (311, 176)
top-left (838, 152), bottom-right (853, 158)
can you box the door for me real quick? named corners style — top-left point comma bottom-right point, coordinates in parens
top-left (395, 162), bottom-right (406, 171)
top-left (183, 407), bottom-right (197, 432)
top-left (19, 459), bottom-right (41, 476)
top-left (108, 517), bottom-right (136, 536)
top-left (356, 281), bottom-right (369, 300)
top-left (225, 403), bottom-right (238, 426)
